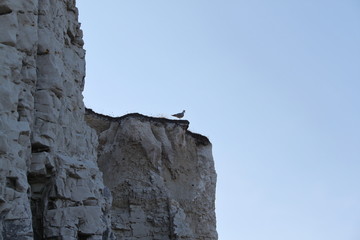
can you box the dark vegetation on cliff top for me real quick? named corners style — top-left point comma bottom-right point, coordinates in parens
top-left (85, 108), bottom-right (210, 146)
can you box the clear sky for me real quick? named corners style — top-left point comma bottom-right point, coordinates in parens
top-left (77, 1), bottom-right (360, 239)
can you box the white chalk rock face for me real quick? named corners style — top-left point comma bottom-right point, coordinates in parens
top-left (85, 110), bottom-right (218, 240)
top-left (0, 0), bottom-right (217, 239)
top-left (0, 0), bottom-right (113, 239)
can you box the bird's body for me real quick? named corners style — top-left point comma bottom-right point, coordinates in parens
top-left (172, 110), bottom-right (185, 119)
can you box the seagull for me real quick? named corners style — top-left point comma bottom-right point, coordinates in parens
top-left (172, 110), bottom-right (185, 119)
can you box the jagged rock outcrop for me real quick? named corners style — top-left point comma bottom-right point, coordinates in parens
top-left (85, 110), bottom-right (217, 240)
top-left (0, 1), bottom-right (112, 239)
top-left (0, 0), bottom-right (217, 239)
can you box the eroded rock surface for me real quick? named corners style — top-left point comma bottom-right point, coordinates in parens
top-left (85, 110), bottom-right (218, 240)
top-left (0, 1), bottom-right (112, 239)
top-left (0, 0), bottom-right (217, 239)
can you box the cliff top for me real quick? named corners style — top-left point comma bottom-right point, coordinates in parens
top-left (85, 108), bottom-right (210, 146)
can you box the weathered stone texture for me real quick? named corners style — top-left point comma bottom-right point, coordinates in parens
top-left (0, 0), bottom-right (217, 239)
top-left (85, 110), bottom-right (218, 240)
top-left (0, 0), bottom-right (112, 239)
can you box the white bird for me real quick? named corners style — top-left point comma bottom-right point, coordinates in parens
top-left (172, 110), bottom-right (185, 119)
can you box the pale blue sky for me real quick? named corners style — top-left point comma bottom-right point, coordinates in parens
top-left (77, 1), bottom-right (360, 239)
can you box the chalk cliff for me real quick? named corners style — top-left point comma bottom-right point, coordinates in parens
top-left (85, 110), bottom-right (217, 240)
top-left (0, 1), bottom-right (112, 239)
top-left (0, 0), bottom-right (217, 239)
